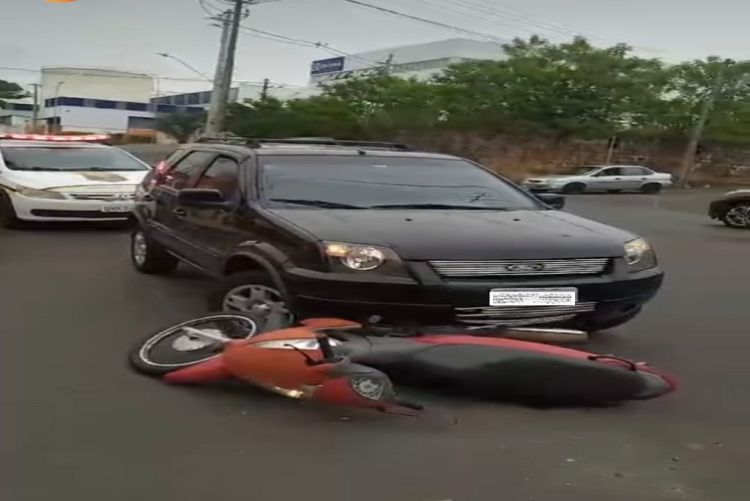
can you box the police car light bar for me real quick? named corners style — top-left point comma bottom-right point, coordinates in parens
top-left (0, 133), bottom-right (111, 142)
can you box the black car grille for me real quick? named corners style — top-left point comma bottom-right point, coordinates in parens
top-left (455, 302), bottom-right (597, 327)
top-left (429, 258), bottom-right (610, 278)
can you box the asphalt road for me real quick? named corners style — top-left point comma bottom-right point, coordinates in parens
top-left (2, 191), bottom-right (749, 501)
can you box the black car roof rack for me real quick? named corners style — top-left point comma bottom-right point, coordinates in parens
top-left (194, 136), bottom-right (412, 151)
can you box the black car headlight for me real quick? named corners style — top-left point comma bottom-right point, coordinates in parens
top-left (323, 241), bottom-right (409, 276)
top-left (624, 238), bottom-right (657, 272)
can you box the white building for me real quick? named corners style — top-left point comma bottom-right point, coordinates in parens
top-left (153, 38), bottom-right (507, 110)
top-left (0, 100), bottom-right (34, 133)
top-left (309, 38), bottom-right (507, 84)
top-left (35, 67), bottom-right (203, 136)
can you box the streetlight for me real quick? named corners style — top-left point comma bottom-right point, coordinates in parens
top-left (156, 53), bottom-right (212, 81)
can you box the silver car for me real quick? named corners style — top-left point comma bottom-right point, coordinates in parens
top-left (523, 165), bottom-right (674, 194)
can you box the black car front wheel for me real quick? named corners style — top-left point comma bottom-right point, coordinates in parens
top-left (208, 270), bottom-right (296, 331)
top-left (721, 202), bottom-right (750, 229)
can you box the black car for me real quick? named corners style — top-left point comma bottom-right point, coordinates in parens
top-left (130, 138), bottom-right (664, 332)
top-left (708, 189), bottom-right (750, 229)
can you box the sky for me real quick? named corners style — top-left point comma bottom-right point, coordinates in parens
top-left (1, 0), bottom-right (749, 96)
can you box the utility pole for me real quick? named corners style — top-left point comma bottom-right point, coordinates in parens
top-left (30, 83), bottom-right (40, 133)
top-left (261, 78), bottom-right (270, 99)
top-left (676, 63), bottom-right (727, 188)
top-left (605, 135), bottom-right (617, 164)
top-left (204, 8), bottom-right (234, 136)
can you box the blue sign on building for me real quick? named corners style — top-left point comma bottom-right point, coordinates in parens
top-left (311, 56), bottom-right (345, 75)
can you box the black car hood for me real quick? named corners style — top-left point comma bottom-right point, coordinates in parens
top-left (268, 208), bottom-right (634, 260)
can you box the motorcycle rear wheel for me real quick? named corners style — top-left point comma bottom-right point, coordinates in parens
top-left (129, 312), bottom-right (265, 376)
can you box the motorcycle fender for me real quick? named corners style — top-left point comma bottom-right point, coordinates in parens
top-left (163, 357), bottom-right (233, 384)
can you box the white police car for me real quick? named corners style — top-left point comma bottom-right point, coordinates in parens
top-left (0, 134), bottom-right (151, 227)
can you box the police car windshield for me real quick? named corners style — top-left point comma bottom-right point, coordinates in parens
top-left (1, 146), bottom-right (149, 172)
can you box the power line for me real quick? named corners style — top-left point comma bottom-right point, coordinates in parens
top-left (335, 0), bottom-right (508, 45)
top-left (403, 0), bottom-right (576, 38)
top-left (238, 25), bottom-right (382, 66)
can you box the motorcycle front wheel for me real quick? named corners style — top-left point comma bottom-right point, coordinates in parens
top-left (129, 312), bottom-right (264, 376)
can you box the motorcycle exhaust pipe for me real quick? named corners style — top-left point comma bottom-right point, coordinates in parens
top-left (501, 327), bottom-right (590, 344)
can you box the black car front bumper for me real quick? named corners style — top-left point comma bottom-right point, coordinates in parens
top-left (282, 259), bottom-right (664, 328)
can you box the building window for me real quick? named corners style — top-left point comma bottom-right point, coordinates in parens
top-left (157, 104), bottom-right (178, 113)
top-left (94, 100), bottom-right (117, 109)
top-left (126, 102), bottom-right (148, 111)
top-left (59, 97), bottom-right (85, 107)
top-left (187, 93), bottom-right (200, 105)
top-left (201, 91), bottom-right (212, 103)
top-left (173, 94), bottom-right (186, 105)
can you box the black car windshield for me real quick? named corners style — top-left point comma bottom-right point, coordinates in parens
top-left (259, 155), bottom-right (541, 210)
top-left (0, 146), bottom-right (149, 171)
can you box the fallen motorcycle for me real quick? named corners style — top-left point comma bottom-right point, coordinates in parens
top-left (129, 314), bottom-right (677, 411)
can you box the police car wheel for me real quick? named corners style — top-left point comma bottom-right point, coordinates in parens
top-left (0, 191), bottom-right (21, 229)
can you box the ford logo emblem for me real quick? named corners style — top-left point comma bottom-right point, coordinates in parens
top-left (506, 263), bottom-right (545, 272)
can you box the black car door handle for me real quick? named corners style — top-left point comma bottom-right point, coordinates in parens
top-left (173, 208), bottom-right (187, 217)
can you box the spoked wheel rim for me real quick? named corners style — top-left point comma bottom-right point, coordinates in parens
top-left (132, 231), bottom-right (148, 266)
top-left (222, 284), bottom-right (295, 327)
top-left (137, 314), bottom-right (259, 369)
top-left (725, 205), bottom-right (750, 228)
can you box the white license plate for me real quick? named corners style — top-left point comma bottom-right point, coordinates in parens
top-left (101, 204), bottom-right (133, 213)
top-left (489, 288), bottom-right (578, 306)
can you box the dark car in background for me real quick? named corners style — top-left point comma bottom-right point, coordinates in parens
top-left (129, 138), bottom-right (664, 332)
top-left (709, 189), bottom-right (750, 229)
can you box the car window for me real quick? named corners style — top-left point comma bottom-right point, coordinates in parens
top-left (0, 146), bottom-right (149, 172)
top-left (195, 156), bottom-right (240, 199)
top-left (621, 166), bottom-right (649, 176)
top-left (595, 167), bottom-right (622, 176)
top-left (259, 155), bottom-right (541, 210)
top-left (163, 151), bottom-right (215, 189)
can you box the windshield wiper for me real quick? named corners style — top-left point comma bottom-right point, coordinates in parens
top-left (77, 167), bottom-right (136, 171)
top-left (372, 203), bottom-right (510, 210)
top-left (10, 166), bottom-right (65, 171)
top-left (269, 198), bottom-right (366, 209)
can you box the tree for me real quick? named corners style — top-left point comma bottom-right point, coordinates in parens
top-left (155, 111), bottom-right (206, 142)
top-left (435, 36), bottom-right (667, 138)
top-left (658, 57), bottom-right (750, 143)
top-left (0, 79), bottom-right (29, 106)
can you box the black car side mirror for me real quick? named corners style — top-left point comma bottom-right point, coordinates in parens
top-left (536, 193), bottom-right (566, 210)
top-left (177, 188), bottom-right (231, 209)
